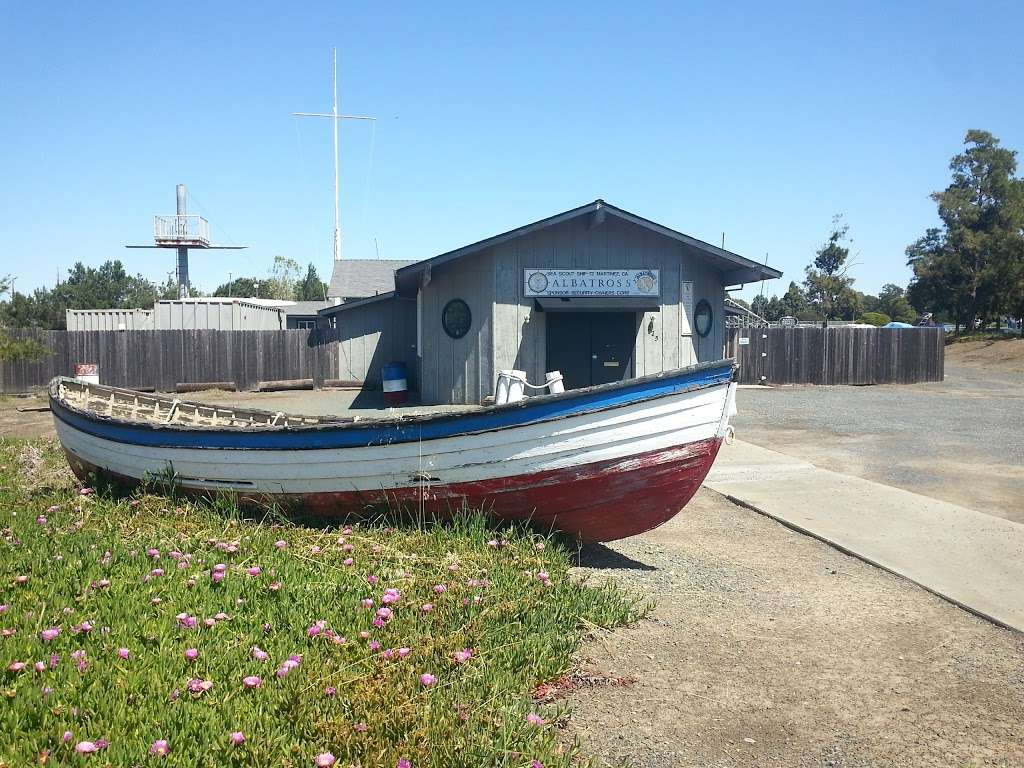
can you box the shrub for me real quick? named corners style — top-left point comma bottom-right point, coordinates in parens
top-left (859, 311), bottom-right (891, 327)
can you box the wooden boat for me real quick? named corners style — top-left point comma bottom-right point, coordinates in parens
top-left (48, 360), bottom-right (737, 541)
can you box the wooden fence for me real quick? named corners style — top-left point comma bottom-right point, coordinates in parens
top-left (0, 329), bottom-right (340, 394)
top-left (726, 327), bottom-right (945, 385)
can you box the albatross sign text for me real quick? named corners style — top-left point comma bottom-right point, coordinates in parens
top-left (523, 269), bottom-right (661, 298)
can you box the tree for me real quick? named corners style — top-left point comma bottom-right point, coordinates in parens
top-left (0, 261), bottom-right (177, 330)
top-left (213, 277), bottom-right (262, 298)
top-left (263, 256), bottom-right (303, 301)
top-left (876, 283), bottom-right (918, 324)
top-left (295, 263), bottom-right (328, 301)
top-left (906, 130), bottom-right (1024, 331)
top-left (0, 275), bottom-right (48, 361)
top-left (804, 216), bottom-right (859, 322)
top-left (779, 281), bottom-right (811, 319)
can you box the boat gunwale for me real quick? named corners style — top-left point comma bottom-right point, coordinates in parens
top-left (48, 358), bottom-right (737, 437)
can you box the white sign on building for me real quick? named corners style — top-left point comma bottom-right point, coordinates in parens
top-left (523, 269), bottom-right (660, 298)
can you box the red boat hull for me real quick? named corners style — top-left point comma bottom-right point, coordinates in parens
top-left (64, 437), bottom-right (721, 541)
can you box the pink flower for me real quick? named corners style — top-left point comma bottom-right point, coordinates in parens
top-left (36, 515), bottom-right (47, 525)
top-left (187, 678), bottom-right (213, 694)
top-left (375, 607), bottom-right (392, 621)
top-left (211, 570), bottom-right (225, 583)
top-left (34, 661), bottom-right (46, 672)
top-left (14, 575), bottom-right (28, 584)
top-left (381, 589), bottom-right (401, 604)
top-left (526, 713), bottom-right (544, 726)
top-left (366, 574), bottom-right (379, 585)
top-left (117, 648), bottom-right (130, 660)
top-left (342, 527), bottom-right (352, 535)
top-left (149, 568), bottom-right (164, 577)
top-left (274, 540), bottom-right (287, 550)
top-left (214, 612), bottom-right (230, 621)
top-left (421, 603), bottom-right (434, 613)
top-left (62, 731), bottom-right (72, 743)
top-left (433, 584), bottom-right (447, 594)
top-left (353, 722), bottom-right (368, 732)
top-left (310, 545), bottom-right (321, 555)
top-left (242, 675), bottom-right (262, 689)
top-left (531, 761), bottom-right (545, 768)
top-left (213, 563), bottom-right (227, 573)
top-left (268, 581), bottom-right (282, 592)
top-left (342, 558), bottom-right (354, 567)
top-left (184, 648), bottom-right (199, 661)
top-left (453, 648), bottom-right (473, 664)
top-left (149, 739), bottom-right (170, 757)
top-left (251, 646), bottom-right (269, 661)
top-left (324, 686), bottom-right (337, 696)
top-left (535, 542), bottom-right (546, 550)
top-left (75, 741), bottom-right (99, 754)
top-left (40, 627), bottom-right (60, 642)
top-left (315, 753), bottom-right (337, 767)
top-left (368, 640), bottom-right (381, 652)
top-left (176, 613), bottom-right (197, 629)
top-left (419, 673), bottom-right (437, 686)
top-left (203, 617), bottom-right (216, 628)
top-left (398, 759), bottom-right (412, 768)
top-left (246, 566), bottom-right (261, 576)
top-left (147, 548), bottom-right (160, 559)
top-left (397, 647), bottom-right (412, 658)
top-left (229, 731), bottom-right (245, 746)
top-left (342, 543), bottom-right (354, 553)
top-left (151, 597), bottom-right (162, 605)
top-left (307, 621), bottom-right (326, 637)
top-left (360, 598), bottom-right (374, 609)
top-left (8, 661), bottom-right (26, 672)
top-left (537, 571), bottom-right (550, 582)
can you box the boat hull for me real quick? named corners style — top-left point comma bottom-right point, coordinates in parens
top-left (62, 437), bottom-right (721, 541)
top-left (50, 361), bottom-right (736, 541)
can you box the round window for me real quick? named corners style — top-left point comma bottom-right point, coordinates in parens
top-left (442, 299), bottom-right (472, 339)
top-left (694, 299), bottom-right (714, 338)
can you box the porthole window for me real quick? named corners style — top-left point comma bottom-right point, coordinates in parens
top-left (694, 299), bottom-right (713, 338)
top-left (442, 299), bottom-right (472, 339)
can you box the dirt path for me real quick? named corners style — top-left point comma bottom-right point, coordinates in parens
top-left (567, 490), bottom-right (1024, 768)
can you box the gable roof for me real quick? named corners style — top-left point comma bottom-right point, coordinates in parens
top-left (327, 259), bottom-right (416, 299)
top-left (394, 200), bottom-right (782, 296)
top-left (282, 300), bottom-right (334, 317)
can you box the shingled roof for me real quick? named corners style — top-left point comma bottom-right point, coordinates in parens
top-left (327, 259), bottom-right (415, 300)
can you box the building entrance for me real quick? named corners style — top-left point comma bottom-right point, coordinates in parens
top-left (545, 312), bottom-right (636, 389)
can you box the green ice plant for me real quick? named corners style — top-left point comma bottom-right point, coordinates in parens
top-left (0, 440), bottom-right (643, 767)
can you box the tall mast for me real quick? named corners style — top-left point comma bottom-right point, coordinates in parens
top-left (294, 50), bottom-right (376, 264)
top-left (332, 48), bottom-right (341, 262)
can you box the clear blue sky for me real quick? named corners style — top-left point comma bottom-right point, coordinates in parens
top-left (2, 1), bottom-right (1022, 302)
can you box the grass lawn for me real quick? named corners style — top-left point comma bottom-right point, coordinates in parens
top-left (0, 439), bottom-right (644, 767)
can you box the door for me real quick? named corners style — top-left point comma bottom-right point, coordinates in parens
top-left (545, 312), bottom-right (636, 389)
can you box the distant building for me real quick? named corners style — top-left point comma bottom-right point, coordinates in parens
top-left (327, 259), bottom-right (415, 301)
top-left (67, 297), bottom-right (319, 332)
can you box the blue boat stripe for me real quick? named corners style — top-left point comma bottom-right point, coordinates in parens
top-left (51, 365), bottom-right (732, 451)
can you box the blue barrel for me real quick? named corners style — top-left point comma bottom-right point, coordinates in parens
top-left (382, 361), bottom-right (408, 405)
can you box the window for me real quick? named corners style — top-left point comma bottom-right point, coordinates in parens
top-left (441, 299), bottom-right (472, 339)
top-left (694, 299), bottom-right (714, 338)
top-left (294, 319), bottom-right (317, 330)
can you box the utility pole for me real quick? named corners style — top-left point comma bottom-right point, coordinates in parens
top-left (294, 48), bottom-right (376, 262)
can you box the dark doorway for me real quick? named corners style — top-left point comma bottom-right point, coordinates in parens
top-left (545, 312), bottom-right (636, 389)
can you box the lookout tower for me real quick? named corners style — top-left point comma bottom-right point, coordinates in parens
top-left (127, 183), bottom-right (246, 298)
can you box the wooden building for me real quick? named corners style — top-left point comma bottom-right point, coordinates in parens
top-left (322, 200), bottom-right (781, 404)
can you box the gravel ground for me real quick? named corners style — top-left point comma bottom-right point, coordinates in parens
top-left (566, 489), bottom-right (1024, 768)
top-left (730, 360), bottom-right (1024, 523)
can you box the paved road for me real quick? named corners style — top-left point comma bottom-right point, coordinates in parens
top-left (731, 361), bottom-right (1024, 523)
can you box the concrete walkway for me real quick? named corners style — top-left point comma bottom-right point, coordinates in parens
top-left (705, 440), bottom-right (1024, 633)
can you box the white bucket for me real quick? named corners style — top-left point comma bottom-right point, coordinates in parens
top-left (494, 370), bottom-right (527, 404)
top-left (545, 370), bottom-right (565, 394)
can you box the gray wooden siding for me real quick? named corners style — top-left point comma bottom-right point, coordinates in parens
top-left (333, 297), bottom-right (417, 386)
top-left (418, 252), bottom-right (496, 404)
top-left (488, 215), bottom-right (726, 402)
